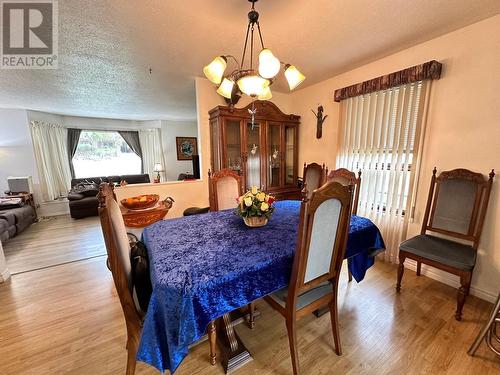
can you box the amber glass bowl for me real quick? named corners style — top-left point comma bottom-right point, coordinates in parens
top-left (120, 194), bottom-right (159, 210)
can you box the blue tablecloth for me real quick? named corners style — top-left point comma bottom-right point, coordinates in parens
top-left (138, 200), bottom-right (385, 373)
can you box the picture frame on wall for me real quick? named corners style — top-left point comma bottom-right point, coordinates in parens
top-left (176, 137), bottom-right (198, 160)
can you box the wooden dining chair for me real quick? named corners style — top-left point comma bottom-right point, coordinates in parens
top-left (326, 168), bottom-right (362, 282)
top-left (208, 168), bottom-right (243, 211)
top-left (264, 181), bottom-right (353, 375)
top-left (397, 168), bottom-right (495, 321)
top-left (302, 162), bottom-right (327, 199)
top-left (97, 183), bottom-right (217, 374)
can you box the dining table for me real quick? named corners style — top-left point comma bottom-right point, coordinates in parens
top-left (137, 200), bottom-right (385, 374)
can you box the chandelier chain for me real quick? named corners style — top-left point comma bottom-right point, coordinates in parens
top-left (250, 24), bottom-right (254, 70)
top-left (256, 22), bottom-right (265, 50)
top-left (240, 22), bottom-right (251, 70)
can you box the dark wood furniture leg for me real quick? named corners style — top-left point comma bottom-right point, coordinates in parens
top-left (126, 334), bottom-right (139, 375)
top-left (208, 321), bottom-right (217, 365)
top-left (285, 315), bottom-right (300, 375)
top-left (396, 254), bottom-right (406, 292)
top-left (456, 272), bottom-right (472, 321)
top-left (416, 261), bottom-right (422, 276)
top-left (329, 284), bottom-right (342, 355)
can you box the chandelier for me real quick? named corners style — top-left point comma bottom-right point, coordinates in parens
top-left (203, 0), bottom-right (305, 104)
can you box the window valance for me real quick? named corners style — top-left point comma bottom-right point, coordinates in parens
top-left (334, 60), bottom-right (442, 102)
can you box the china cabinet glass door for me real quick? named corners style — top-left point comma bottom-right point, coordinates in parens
top-left (210, 119), bottom-right (221, 172)
top-left (268, 122), bottom-right (282, 188)
top-left (246, 121), bottom-right (261, 189)
top-left (224, 119), bottom-right (242, 173)
top-left (284, 125), bottom-right (296, 186)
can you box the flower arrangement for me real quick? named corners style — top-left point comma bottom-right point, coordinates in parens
top-left (235, 186), bottom-right (275, 227)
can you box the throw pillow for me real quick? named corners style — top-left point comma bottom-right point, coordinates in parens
top-left (71, 181), bottom-right (99, 197)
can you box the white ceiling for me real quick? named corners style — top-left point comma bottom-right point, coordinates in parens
top-left (0, 0), bottom-right (498, 121)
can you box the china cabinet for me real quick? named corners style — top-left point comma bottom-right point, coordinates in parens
top-left (209, 101), bottom-right (301, 200)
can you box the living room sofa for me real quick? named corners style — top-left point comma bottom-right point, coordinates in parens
top-left (67, 174), bottom-right (150, 219)
top-left (0, 205), bottom-right (36, 243)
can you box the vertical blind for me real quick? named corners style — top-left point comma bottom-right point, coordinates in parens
top-left (336, 81), bottom-right (428, 262)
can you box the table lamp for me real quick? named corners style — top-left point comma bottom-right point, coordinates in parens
top-left (153, 162), bottom-right (164, 183)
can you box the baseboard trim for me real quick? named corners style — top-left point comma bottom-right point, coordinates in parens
top-left (0, 267), bottom-right (11, 283)
top-left (404, 259), bottom-right (496, 303)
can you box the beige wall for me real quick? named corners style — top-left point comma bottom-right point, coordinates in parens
top-left (290, 15), bottom-right (500, 301)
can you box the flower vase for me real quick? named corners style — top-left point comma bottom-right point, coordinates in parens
top-left (243, 216), bottom-right (269, 228)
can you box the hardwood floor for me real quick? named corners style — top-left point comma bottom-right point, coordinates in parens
top-left (3, 215), bottom-right (105, 274)
top-left (0, 216), bottom-right (498, 374)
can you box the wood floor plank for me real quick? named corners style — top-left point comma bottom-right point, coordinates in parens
top-left (0, 216), bottom-right (498, 374)
top-left (3, 215), bottom-right (105, 274)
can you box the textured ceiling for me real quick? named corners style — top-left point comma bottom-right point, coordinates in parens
top-left (0, 0), bottom-right (499, 120)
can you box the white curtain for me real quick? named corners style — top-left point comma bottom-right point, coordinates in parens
top-left (336, 81), bottom-right (429, 263)
top-left (29, 121), bottom-right (72, 201)
top-left (139, 129), bottom-right (165, 181)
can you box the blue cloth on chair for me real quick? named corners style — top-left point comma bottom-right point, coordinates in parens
top-left (137, 200), bottom-right (385, 373)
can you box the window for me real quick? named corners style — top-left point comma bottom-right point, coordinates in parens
top-left (337, 80), bottom-right (429, 263)
top-left (73, 131), bottom-right (141, 178)
top-left (337, 81), bottom-right (426, 217)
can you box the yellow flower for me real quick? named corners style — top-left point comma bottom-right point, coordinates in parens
top-left (261, 202), bottom-right (269, 211)
top-left (251, 186), bottom-right (258, 195)
top-left (256, 192), bottom-right (266, 202)
top-left (244, 197), bottom-right (253, 207)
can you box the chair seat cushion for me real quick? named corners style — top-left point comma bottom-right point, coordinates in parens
top-left (269, 282), bottom-right (332, 310)
top-left (400, 234), bottom-right (476, 270)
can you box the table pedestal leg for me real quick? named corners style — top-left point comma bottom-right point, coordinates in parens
top-left (216, 307), bottom-right (261, 374)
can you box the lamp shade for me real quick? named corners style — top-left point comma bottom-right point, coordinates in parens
top-left (258, 49), bottom-right (280, 79)
top-left (216, 78), bottom-right (235, 99)
top-left (237, 75), bottom-right (270, 97)
top-left (284, 64), bottom-right (305, 90)
top-left (203, 56), bottom-right (227, 85)
top-left (153, 163), bottom-right (164, 172)
top-left (257, 85), bottom-right (272, 100)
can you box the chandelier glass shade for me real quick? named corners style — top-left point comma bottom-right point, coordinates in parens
top-left (257, 85), bottom-right (272, 100)
top-left (237, 74), bottom-right (270, 97)
top-left (284, 64), bottom-right (306, 90)
top-left (216, 77), bottom-right (235, 99)
top-left (258, 49), bottom-right (280, 79)
top-left (203, 0), bottom-right (305, 103)
top-left (203, 56), bottom-right (227, 85)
